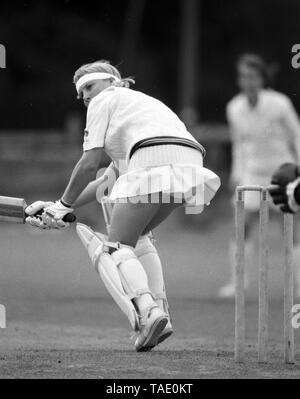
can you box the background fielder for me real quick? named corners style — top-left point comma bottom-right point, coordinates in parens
top-left (218, 53), bottom-right (300, 298)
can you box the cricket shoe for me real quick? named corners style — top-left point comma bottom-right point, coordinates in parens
top-left (139, 319), bottom-right (174, 352)
top-left (155, 297), bottom-right (174, 346)
top-left (137, 319), bottom-right (173, 352)
top-left (156, 319), bottom-right (173, 345)
top-left (137, 314), bottom-right (173, 351)
top-left (135, 304), bottom-right (168, 352)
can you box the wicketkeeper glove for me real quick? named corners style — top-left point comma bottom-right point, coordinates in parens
top-left (269, 163), bottom-right (300, 213)
top-left (42, 200), bottom-right (74, 229)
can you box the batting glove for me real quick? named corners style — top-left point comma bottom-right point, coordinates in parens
top-left (42, 200), bottom-right (74, 229)
top-left (25, 200), bottom-right (54, 230)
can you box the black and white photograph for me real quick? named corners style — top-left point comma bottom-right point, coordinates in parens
top-left (1, 0), bottom-right (300, 382)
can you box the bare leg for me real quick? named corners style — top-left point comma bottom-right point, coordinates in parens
top-left (108, 199), bottom-right (160, 247)
top-left (141, 202), bottom-right (182, 236)
top-left (109, 198), bottom-right (183, 246)
top-left (108, 197), bottom-right (182, 331)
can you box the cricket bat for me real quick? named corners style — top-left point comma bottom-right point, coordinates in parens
top-left (101, 196), bottom-right (113, 232)
top-left (0, 195), bottom-right (76, 224)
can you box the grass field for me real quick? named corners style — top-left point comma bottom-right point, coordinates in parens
top-left (0, 199), bottom-right (300, 379)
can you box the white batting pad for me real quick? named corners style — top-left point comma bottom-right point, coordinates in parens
top-left (135, 235), bottom-right (171, 318)
top-left (76, 223), bottom-right (107, 265)
top-left (76, 223), bottom-right (140, 331)
top-left (99, 252), bottom-right (140, 331)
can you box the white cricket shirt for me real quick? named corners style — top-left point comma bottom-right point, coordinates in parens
top-left (83, 86), bottom-right (198, 170)
top-left (226, 89), bottom-right (300, 186)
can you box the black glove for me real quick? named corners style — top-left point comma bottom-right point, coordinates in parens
top-left (270, 163), bottom-right (299, 186)
top-left (269, 163), bottom-right (300, 213)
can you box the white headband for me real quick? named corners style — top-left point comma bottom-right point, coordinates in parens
top-left (75, 72), bottom-right (121, 94)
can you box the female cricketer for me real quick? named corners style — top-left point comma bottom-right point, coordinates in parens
top-left (25, 60), bottom-right (220, 351)
top-left (218, 53), bottom-right (300, 298)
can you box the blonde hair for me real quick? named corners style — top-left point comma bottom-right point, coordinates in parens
top-left (73, 60), bottom-right (135, 93)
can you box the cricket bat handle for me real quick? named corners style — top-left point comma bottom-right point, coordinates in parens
top-left (0, 195), bottom-right (76, 224)
top-left (62, 213), bottom-right (76, 223)
top-left (24, 209), bottom-right (76, 223)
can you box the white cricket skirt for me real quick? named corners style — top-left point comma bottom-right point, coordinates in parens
top-left (109, 144), bottom-right (221, 214)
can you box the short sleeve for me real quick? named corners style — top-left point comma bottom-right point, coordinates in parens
top-left (83, 97), bottom-right (111, 151)
top-left (280, 96), bottom-right (300, 163)
top-left (225, 102), bottom-right (232, 124)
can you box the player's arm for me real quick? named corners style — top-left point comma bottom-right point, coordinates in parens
top-left (73, 175), bottom-right (105, 208)
top-left (61, 148), bottom-right (105, 206)
top-left (33, 98), bottom-right (112, 228)
top-left (32, 148), bottom-right (105, 228)
top-left (62, 95), bottom-right (114, 206)
top-left (281, 98), bottom-right (300, 163)
top-left (26, 160), bottom-right (118, 229)
top-left (74, 162), bottom-right (119, 208)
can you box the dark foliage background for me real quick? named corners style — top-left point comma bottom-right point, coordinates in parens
top-left (0, 0), bottom-right (300, 128)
